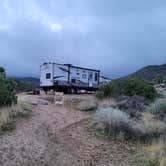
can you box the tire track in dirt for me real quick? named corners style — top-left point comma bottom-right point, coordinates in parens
top-left (0, 94), bottom-right (135, 166)
top-left (40, 118), bottom-right (135, 166)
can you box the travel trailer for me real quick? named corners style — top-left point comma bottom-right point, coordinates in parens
top-left (40, 62), bottom-right (110, 93)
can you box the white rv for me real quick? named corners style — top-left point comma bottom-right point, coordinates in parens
top-left (40, 62), bottom-right (110, 93)
top-left (40, 63), bottom-right (100, 91)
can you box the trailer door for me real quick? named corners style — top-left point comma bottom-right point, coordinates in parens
top-left (88, 72), bottom-right (93, 87)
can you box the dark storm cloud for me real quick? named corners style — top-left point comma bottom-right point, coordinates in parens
top-left (0, 0), bottom-right (166, 78)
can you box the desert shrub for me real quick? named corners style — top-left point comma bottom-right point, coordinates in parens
top-left (0, 67), bottom-right (17, 107)
top-left (136, 112), bottom-right (166, 142)
top-left (76, 100), bottom-right (98, 111)
top-left (97, 96), bottom-right (146, 119)
top-left (160, 90), bottom-right (166, 98)
top-left (96, 78), bottom-right (157, 101)
top-left (93, 107), bottom-right (166, 142)
top-left (98, 98), bottom-right (117, 108)
top-left (94, 107), bottom-right (132, 140)
top-left (146, 98), bottom-right (166, 115)
top-left (154, 74), bottom-right (164, 84)
top-left (96, 90), bottom-right (105, 100)
top-left (116, 95), bottom-right (148, 111)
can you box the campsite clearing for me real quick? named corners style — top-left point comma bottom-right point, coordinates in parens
top-left (0, 94), bottom-right (135, 166)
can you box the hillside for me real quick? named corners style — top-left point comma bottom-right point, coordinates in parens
top-left (124, 63), bottom-right (166, 81)
top-left (14, 77), bottom-right (40, 85)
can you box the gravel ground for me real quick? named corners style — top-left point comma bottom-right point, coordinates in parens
top-left (0, 94), bottom-right (136, 166)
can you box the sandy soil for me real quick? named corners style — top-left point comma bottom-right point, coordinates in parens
top-left (0, 94), bottom-right (135, 166)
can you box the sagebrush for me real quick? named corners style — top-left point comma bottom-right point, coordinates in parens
top-left (146, 97), bottom-right (166, 115)
top-left (93, 107), bottom-right (166, 142)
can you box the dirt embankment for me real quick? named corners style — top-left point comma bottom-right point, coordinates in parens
top-left (0, 94), bottom-right (135, 166)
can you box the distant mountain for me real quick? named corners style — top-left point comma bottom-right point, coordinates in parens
top-left (123, 63), bottom-right (166, 81)
top-left (14, 77), bottom-right (40, 85)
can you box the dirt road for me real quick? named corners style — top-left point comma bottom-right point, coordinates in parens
top-left (0, 94), bottom-right (135, 166)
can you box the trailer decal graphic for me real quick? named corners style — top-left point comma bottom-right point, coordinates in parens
top-left (58, 67), bottom-right (70, 73)
top-left (53, 76), bottom-right (65, 79)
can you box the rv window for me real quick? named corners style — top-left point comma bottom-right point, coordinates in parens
top-left (46, 73), bottom-right (51, 79)
top-left (82, 74), bottom-right (86, 79)
top-left (95, 73), bottom-right (98, 81)
top-left (71, 79), bottom-right (76, 83)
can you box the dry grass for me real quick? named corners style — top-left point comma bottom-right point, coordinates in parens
top-left (64, 97), bottom-right (82, 108)
top-left (9, 103), bottom-right (32, 119)
top-left (0, 103), bottom-right (32, 133)
top-left (0, 108), bottom-right (10, 128)
top-left (64, 95), bottom-right (98, 111)
top-left (141, 112), bottom-right (166, 134)
top-left (134, 140), bottom-right (166, 166)
top-left (76, 100), bottom-right (98, 111)
top-left (0, 107), bottom-right (14, 133)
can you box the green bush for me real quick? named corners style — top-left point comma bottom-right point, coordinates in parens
top-left (154, 74), bottom-right (164, 84)
top-left (0, 67), bottom-right (17, 107)
top-left (96, 78), bottom-right (157, 101)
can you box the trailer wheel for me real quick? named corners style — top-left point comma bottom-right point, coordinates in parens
top-left (43, 88), bottom-right (48, 95)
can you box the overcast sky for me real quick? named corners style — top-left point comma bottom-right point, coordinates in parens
top-left (0, 0), bottom-right (166, 78)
